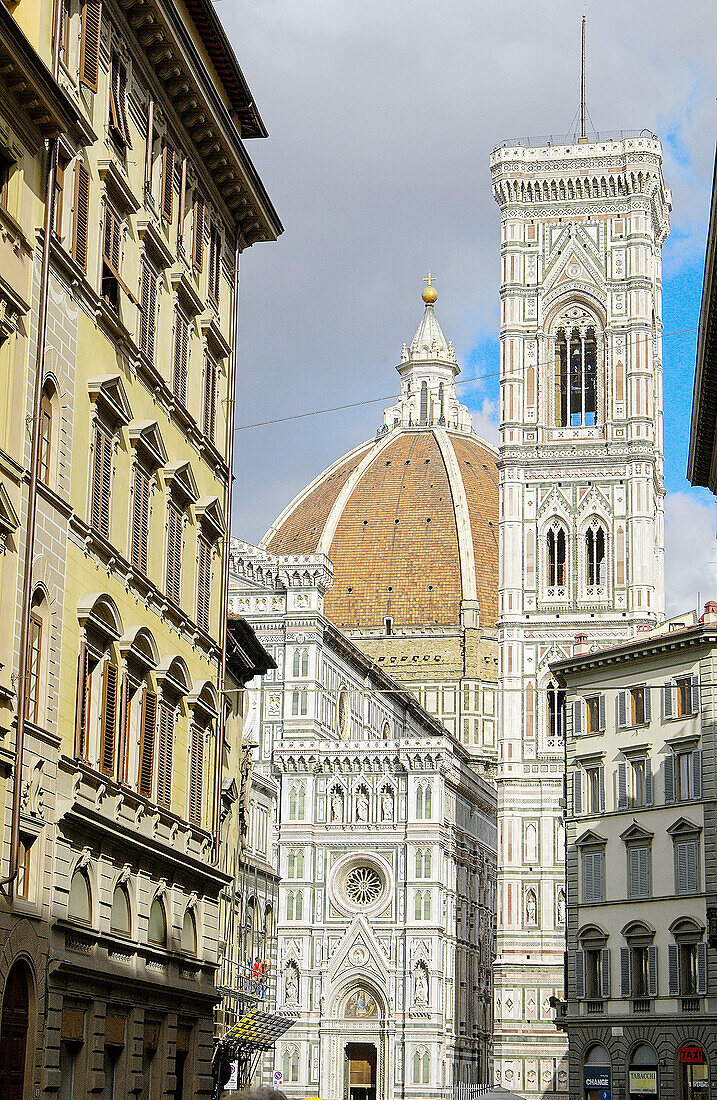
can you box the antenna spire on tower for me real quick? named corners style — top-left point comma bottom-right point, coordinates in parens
top-left (579, 14), bottom-right (587, 142)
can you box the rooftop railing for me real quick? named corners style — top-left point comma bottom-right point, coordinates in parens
top-left (492, 129), bottom-right (658, 152)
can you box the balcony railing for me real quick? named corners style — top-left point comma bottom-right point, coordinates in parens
top-left (682, 997), bottom-right (700, 1013)
top-left (586, 1000), bottom-right (604, 1014)
top-left (632, 998), bottom-right (652, 1013)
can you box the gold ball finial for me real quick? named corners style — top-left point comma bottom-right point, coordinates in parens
top-left (422, 272), bottom-right (437, 305)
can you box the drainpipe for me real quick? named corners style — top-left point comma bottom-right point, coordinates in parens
top-left (212, 231), bottom-right (241, 863)
top-left (1, 3), bottom-right (62, 894)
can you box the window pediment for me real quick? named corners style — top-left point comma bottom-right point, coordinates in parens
top-left (169, 266), bottom-right (204, 317)
top-left (620, 821), bottom-right (654, 844)
top-left (198, 311), bottom-right (231, 360)
top-left (194, 496), bottom-right (225, 541)
top-left (0, 481), bottom-right (20, 536)
top-left (88, 375), bottom-right (132, 426)
top-left (127, 419), bottom-right (167, 468)
top-left (667, 817), bottom-right (702, 839)
top-left (97, 157), bottom-right (139, 215)
top-left (77, 593), bottom-right (123, 640)
top-left (163, 461), bottom-right (198, 505)
top-left (134, 214), bottom-right (174, 270)
top-left (576, 828), bottom-right (607, 848)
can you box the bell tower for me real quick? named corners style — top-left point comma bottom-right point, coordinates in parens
top-left (490, 131), bottom-right (671, 1097)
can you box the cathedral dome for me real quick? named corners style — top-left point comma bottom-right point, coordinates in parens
top-left (262, 288), bottom-right (499, 632)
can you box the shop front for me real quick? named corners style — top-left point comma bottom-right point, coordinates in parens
top-left (680, 1045), bottom-right (710, 1100)
top-left (628, 1045), bottom-right (658, 1100)
top-left (583, 1044), bottom-right (612, 1100)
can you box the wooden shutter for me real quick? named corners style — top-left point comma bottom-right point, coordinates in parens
top-left (196, 536), bottom-right (211, 632)
top-left (620, 947), bottom-right (632, 997)
top-left (629, 846), bottom-right (649, 899)
top-left (572, 699), bottom-right (582, 735)
top-left (109, 54), bottom-right (131, 146)
top-left (131, 464), bottom-right (151, 573)
top-left (643, 685), bottom-right (652, 722)
top-left (600, 948), bottom-right (611, 999)
top-left (616, 691), bottom-right (627, 729)
top-left (90, 422), bottom-right (112, 537)
top-left (664, 754), bottom-right (675, 803)
top-left (691, 674), bottom-right (700, 715)
top-left (79, 0), bottom-right (102, 91)
top-left (572, 769), bottom-right (582, 815)
top-left (192, 192), bottom-right (204, 270)
top-left (597, 693), bottom-right (606, 731)
top-left (668, 943), bottom-right (680, 996)
top-left (99, 661), bottom-right (119, 776)
top-left (598, 765), bottom-right (605, 813)
top-left (173, 310), bottom-right (188, 405)
top-left (203, 356), bottom-right (217, 442)
top-left (676, 839), bottom-right (698, 895)
top-left (166, 502), bottom-right (183, 604)
top-left (663, 681), bottom-right (674, 719)
top-left (138, 689), bottom-right (157, 798)
top-left (75, 643), bottom-right (91, 760)
top-left (160, 141), bottom-right (174, 221)
top-left (645, 761), bottom-right (653, 806)
top-left (691, 750), bottom-right (702, 799)
top-left (696, 941), bottom-right (708, 994)
top-left (188, 725), bottom-right (203, 825)
top-left (574, 951), bottom-right (585, 999)
top-left (72, 161), bottom-right (90, 270)
top-left (156, 700), bottom-right (174, 810)
top-left (583, 851), bottom-right (596, 901)
top-left (617, 762), bottom-right (628, 809)
top-left (25, 613), bottom-right (42, 723)
top-left (117, 672), bottom-right (130, 784)
top-left (208, 224), bottom-right (221, 304)
top-left (139, 261), bottom-right (157, 362)
top-left (647, 945), bottom-right (658, 997)
top-left (144, 98), bottom-right (154, 192)
top-left (103, 203), bottom-right (122, 274)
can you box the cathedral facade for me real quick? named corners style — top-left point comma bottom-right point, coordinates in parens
top-left (228, 542), bottom-right (496, 1100)
top-left (490, 133), bottom-right (671, 1097)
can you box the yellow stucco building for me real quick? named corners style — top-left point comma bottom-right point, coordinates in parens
top-left (0, 0), bottom-right (280, 1094)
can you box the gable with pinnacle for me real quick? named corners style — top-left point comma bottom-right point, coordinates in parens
top-left (326, 913), bottom-right (392, 986)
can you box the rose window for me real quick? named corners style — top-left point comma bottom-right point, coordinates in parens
top-left (345, 866), bottom-right (382, 905)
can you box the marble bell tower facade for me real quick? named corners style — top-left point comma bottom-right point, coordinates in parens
top-left (489, 134), bottom-right (671, 1096)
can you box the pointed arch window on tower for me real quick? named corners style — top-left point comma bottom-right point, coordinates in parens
top-left (420, 381), bottom-right (428, 425)
top-left (586, 524), bottom-right (607, 587)
top-left (547, 525), bottom-right (567, 587)
top-left (555, 325), bottom-right (598, 427)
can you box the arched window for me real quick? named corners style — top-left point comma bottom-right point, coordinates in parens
top-left (337, 686), bottom-right (348, 737)
top-left (547, 682), bottom-right (566, 743)
top-left (301, 649), bottom-right (308, 677)
top-left (68, 868), bottom-right (92, 924)
top-left (554, 321), bottom-right (599, 427)
top-left (415, 848), bottom-right (432, 878)
top-left (413, 1050), bottom-right (430, 1084)
top-left (287, 890), bottom-right (303, 921)
top-left (289, 784), bottom-right (305, 821)
top-left (110, 883), bottom-right (131, 936)
top-left (586, 523), bottom-right (607, 586)
top-left (438, 381), bottom-right (445, 421)
top-left (282, 1046), bottom-right (299, 1083)
top-left (415, 785), bottom-right (423, 819)
top-left (414, 891), bottom-right (423, 920)
top-left (424, 784), bottom-right (432, 819)
top-left (264, 905), bottom-right (275, 942)
top-left (381, 720), bottom-right (391, 740)
top-left (25, 589), bottom-right (48, 725)
top-left (180, 909), bottom-right (197, 954)
top-left (37, 381), bottom-right (56, 484)
top-left (420, 381), bottom-right (428, 425)
top-left (547, 525), bottom-right (567, 587)
top-left (148, 897), bottom-right (166, 945)
top-left (292, 649), bottom-right (300, 677)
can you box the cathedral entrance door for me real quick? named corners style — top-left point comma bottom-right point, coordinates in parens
top-left (345, 1042), bottom-right (377, 1100)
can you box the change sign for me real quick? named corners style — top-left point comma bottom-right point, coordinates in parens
top-left (584, 1067), bottom-right (611, 1090)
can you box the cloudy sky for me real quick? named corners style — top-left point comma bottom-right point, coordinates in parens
top-left (222, 0), bottom-right (716, 614)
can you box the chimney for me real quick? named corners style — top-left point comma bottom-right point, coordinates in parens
top-left (573, 633), bottom-right (589, 657)
top-left (702, 601), bottom-right (717, 626)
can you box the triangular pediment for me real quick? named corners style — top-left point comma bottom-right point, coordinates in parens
top-left (88, 375), bottom-right (132, 426)
top-left (620, 821), bottom-right (654, 843)
top-left (0, 482), bottom-right (20, 534)
top-left (666, 817), bottom-right (702, 838)
top-left (577, 484), bottom-right (611, 519)
top-left (327, 914), bottom-right (390, 984)
top-left (163, 461), bottom-right (198, 504)
top-left (127, 420), bottom-right (167, 468)
top-left (195, 496), bottom-right (226, 540)
top-left (543, 236), bottom-right (605, 294)
top-left (576, 828), bottom-right (607, 847)
top-left (537, 486), bottom-right (572, 519)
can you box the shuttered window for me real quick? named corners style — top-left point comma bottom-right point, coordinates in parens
top-left (138, 688), bottom-right (157, 798)
top-left (102, 202), bottom-right (123, 309)
top-left (208, 224), bottom-right (221, 305)
top-left (192, 191), bottom-right (204, 270)
top-left (202, 355), bottom-right (217, 442)
top-left (25, 613), bottom-right (42, 723)
top-left (173, 309), bottom-right (188, 405)
top-left (75, 643), bottom-right (91, 760)
top-left (188, 725), bottom-right (203, 825)
top-left (38, 390), bottom-right (53, 483)
top-left (72, 161), bottom-right (90, 270)
top-left (131, 464), bottom-right (151, 574)
top-left (166, 501), bottom-right (183, 604)
top-left (79, 0), bottom-right (101, 91)
top-left (196, 536), bottom-right (211, 632)
top-left (117, 672), bottom-right (130, 784)
top-left (670, 942), bottom-right (708, 996)
top-left (139, 260), bottom-right (157, 362)
top-left (160, 140), bottom-right (174, 221)
top-left (582, 849), bottom-right (604, 903)
top-left (627, 845), bottom-right (650, 899)
top-left (156, 701), bottom-right (174, 810)
top-left (99, 661), bottom-right (119, 776)
top-left (675, 839), bottom-right (699, 895)
top-left (108, 52), bottom-right (131, 147)
top-left (90, 422), bottom-right (113, 538)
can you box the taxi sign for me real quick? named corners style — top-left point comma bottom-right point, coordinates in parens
top-left (680, 1047), bottom-right (705, 1065)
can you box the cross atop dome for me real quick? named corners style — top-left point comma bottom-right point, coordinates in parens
top-left (381, 282), bottom-right (473, 434)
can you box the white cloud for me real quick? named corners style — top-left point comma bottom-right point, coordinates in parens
top-left (665, 491), bottom-right (717, 616)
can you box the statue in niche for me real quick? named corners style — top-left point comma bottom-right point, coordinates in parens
top-left (284, 964), bottom-right (299, 1003)
top-left (330, 790), bottom-right (344, 823)
top-left (525, 888), bottom-right (537, 927)
top-left (413, 965), bottom-right (428, 1004)
top-left (556, 889), bottom-right (566, 926)
top-left (356, 789), bottom-right (369, 822)
top-left (380, 789), bottom-right (394, 821)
